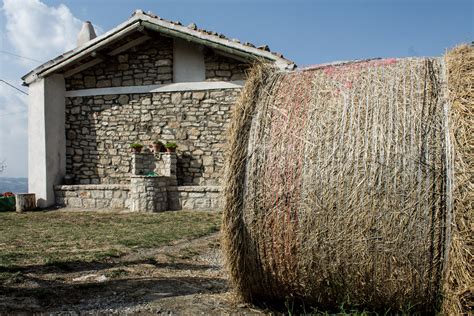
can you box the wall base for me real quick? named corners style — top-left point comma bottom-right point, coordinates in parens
top-left (54, 184), bottom-right (221, 211)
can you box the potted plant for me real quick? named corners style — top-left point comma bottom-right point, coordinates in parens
top-left (151, 140), bottom-right (164, 153)
top-left (165, 141), bottom-right (178, 153)
top-left (130, 143), bottom-right (144, 153)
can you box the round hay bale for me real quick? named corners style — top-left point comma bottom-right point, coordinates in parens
top-left (222, 47), bottom-right (472, 314)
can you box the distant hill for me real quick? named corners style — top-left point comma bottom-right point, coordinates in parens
top-left (0, 177), bottom-right (28, 193)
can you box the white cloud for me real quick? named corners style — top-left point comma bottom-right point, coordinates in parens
top-left (2, 0), bottom-right (83, 64)
top-left (0, 0), bottom-right (89, 177)
top-left (0, 84), bottom-right (27, 177)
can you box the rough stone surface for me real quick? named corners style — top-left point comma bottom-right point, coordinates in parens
top-left (55, 184), bottom-right (220, 211)
top-left (156, 152), bottom-right (178, 186)
top-left (65, 35), bottom-right (173, 90)
top-left (204, 52), bottom-right (250, 81)
top-left (55, 184), bottom-right (130, 209)
top-left (62, 36), bottom-right (250, 196)
top-left (130, 176), bottom-right (168, 212)
top-left (131, 152), bottom-right (156, 176)
top-left (167, 186), bottom-right (221, 211)
top-left (65, 89), bottom-right (240, 185)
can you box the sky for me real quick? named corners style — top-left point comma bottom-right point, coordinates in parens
top-left (0, 0), bottom-right (472, 177)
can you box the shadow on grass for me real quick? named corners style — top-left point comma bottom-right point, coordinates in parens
top-left (0, 259), bottom-right (226, 313)
top-left (0, 257), bottom-right (219, 274)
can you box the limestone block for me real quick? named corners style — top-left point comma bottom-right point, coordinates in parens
top-left (118, 95), bottom-right (129, 105)
top-left (189, 192), bottom-right (205, 198)
top-left (83, 199), bottom-right (96, 208)
top-left (156, 59), bottom-right (172, 66)
top-left (118, 64), bottom-right (129, 70)
top-left (171, 93), bottom-right (182, 104)
top-left (91, 190), bottom-right (104, 199)
top-left (104, 94), bottom-right (118, 101)
top-left (110, 198), bottom-right (125, 209)
top-left (215, 70), bottom-right (231, 77)
top-left (157, 66), bottom-right (172, 74)
top-left (192, 92), bottom-right (206, 100)
top-left (195, 198), bottom-right (211, 210)
top-left (97, 80), bottom-right (111, 88)
top-left (104, 190), bottom-right (113, 199)
top-left (68, 197), bottom-right (83, 208)
top-left (157, 74), bottom-right (172, 81)
top-left (65, 190), bottom-right (78, 197)
top-left (182, 198), bottom-right (195, 210)
top-left (202, 156), bottom-right (214, 166)
top-left (96, 199), bottom-right (110, 209)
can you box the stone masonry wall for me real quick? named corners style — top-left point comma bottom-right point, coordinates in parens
top-left (205, 52), bottom-right (250, 81)
top-left (55, 184), bottom-right (130, 209)
top-left (65, 37), bottom-right (251, 90)
top-left (130, 176), bottom-right (168, 212)
top-left (131, 152), bottom-right (156, 175)
top-left (167, 186), bottom-right (220, 210)
top-left (54, 184), bottom-right (221, 211)
top-left (65, 35), bottom-right (173, 90)
top-left (55, 152), bottom-right (220, 212)
top-left (65, 89), bottom-right (240, 185)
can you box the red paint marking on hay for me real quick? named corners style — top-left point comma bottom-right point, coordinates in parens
top-left (260, 71), bottom-right (314, 284)
top-left (317, 59), bottom-right (400, 95)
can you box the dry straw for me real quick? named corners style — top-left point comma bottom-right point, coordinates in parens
top-left (442, 44), bottom-right (473, 314)
top-left (222, 46), bottom-right (472, 314)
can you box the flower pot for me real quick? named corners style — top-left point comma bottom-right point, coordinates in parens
top-left (166, 147), bottom-right (176, 153)
top-left (132, 147), bottom-right (142, 153)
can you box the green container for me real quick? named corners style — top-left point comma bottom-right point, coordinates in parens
top-left (0, 196), bottom-right (16, 212)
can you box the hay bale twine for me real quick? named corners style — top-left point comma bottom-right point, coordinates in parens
top-left (222, 46), bottom-right (472, 314)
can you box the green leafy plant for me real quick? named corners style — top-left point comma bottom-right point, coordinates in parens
top-left (152, 140), bottom-right (163, 146)
top-left (165, 142), bottom-right (178, 149)
top-left (130, 143), bottom-right (143, 149)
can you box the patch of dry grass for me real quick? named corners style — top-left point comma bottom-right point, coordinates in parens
top-left (0, 210), bottom-right (221, 268)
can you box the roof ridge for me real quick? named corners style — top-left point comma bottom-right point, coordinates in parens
top-left (134, 9), bottom-right (288, 60)
top-left (22, 9), bottom-right (295, 85)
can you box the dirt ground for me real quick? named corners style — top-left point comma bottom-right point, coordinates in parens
top-left (0, 233), bottom-right (267, 315)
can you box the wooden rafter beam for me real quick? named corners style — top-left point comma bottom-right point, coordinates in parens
top-left (63, 58), bottom-right (103, 78)
top-left (108, 35), bottom-right (151, 56)
top-left (63, 35), bottom-right (151, 78)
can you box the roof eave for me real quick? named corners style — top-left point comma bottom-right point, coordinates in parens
top-left (22, 17), bottom-right (142, 85)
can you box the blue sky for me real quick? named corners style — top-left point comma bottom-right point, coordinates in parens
top-left (0, 0), bottom-right (472, 177)
top-left (45, 0), bottom-right (473, 65)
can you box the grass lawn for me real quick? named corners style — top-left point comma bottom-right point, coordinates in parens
top-left (0, 210), bottom-right (221, 268)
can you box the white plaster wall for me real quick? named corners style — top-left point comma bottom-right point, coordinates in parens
top-left (28, 79), bottom-right (47, 204)
top-left (28, 74), bottom-right (65, 207)
top-left (173, 38), bottom-right (205, 82)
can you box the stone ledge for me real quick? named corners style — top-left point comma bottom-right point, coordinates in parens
top-left (130, 175), bottom-right (169, 179)
top-left (168, 185), bottom-right (221, 193)
top-left (54, 184), bottom-right (221, 211)
top-left (55, 184), bottom-right (130, 191)
top-left (65, 81), bottom-right (244, 97)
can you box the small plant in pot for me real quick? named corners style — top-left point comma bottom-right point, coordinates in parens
top-left (151, 140), bottom-right (164, 153)
top-left (130, 143), bottom-right (144, 153)
top-left (165, 141), bottom-right (178, 153)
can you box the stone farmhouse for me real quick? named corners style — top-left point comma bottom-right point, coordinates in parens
top-left (23, 10), bottom-right (295, 210)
